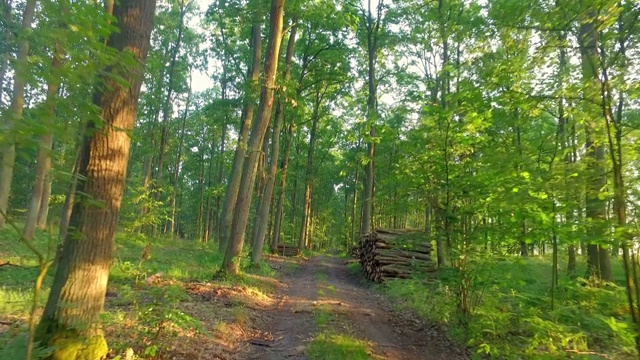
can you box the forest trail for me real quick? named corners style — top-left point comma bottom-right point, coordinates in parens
top-left (245, 255), bottom-right (468, 360)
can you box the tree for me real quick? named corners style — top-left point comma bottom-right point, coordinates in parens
top-left (251, 17), bottom-right (298, 266)
top-left (35, 1), bottom-right (156, 358)
top-left (579, 6), bottom-right (612, 281)
top-left (359, 0), bottom-right (384, 236)
top-left (222, 0), bottom-right (285, 275)
top-left (0, 0), bottom-right (37, 229)
top-left (219, 21), bottom-right (262, 252)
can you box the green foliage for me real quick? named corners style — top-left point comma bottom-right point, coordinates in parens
top-left (383, 256), bottom-right (636, 358)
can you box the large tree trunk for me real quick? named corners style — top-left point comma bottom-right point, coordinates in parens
top-left (222, 0), bottom-right (285, 275)
top-left (0, 0), bottom-right (37, 229)
top-left (35, 2), bottom-right (155, 358)
top-left (579, 13), bottom-right (612, 281)
top-left (219, 23), bottom-right (262, 252)
top-left (252, 19), bottom-right (297, 266)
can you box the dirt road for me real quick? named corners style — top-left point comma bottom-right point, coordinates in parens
top-left (245, 255), bottom-right (468, 360)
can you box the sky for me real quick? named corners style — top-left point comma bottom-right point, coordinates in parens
top-left (191, 0), bottom-right (215, 93)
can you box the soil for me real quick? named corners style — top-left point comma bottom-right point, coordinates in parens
top-left (244, 254), bottom-right (469, 360)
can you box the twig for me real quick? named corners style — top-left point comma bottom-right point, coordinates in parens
top-left (564, 349), bottom-right (612, 359)
top-left (0, 261), bottom-right (34, 268)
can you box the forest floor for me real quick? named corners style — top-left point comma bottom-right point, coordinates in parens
top-left (245, 254), bottom-right (468, 360)
top-left (0, 231), bottom-right (467, 360)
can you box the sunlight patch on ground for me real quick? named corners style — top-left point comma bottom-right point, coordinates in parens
top-left (186, 282), bottom-right (275, 309)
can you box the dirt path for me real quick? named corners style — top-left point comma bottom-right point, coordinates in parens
top-left (245, 255), bottom-right (468, 360)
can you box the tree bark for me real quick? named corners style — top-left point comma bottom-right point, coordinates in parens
top-left (170, 70), bottom-right (192, 238)
top-left (0, 0), bottom-right (37, 229)
top-left (155, 1), bottom-right (186, 192)
top-left (579, 12), bottom-right (612, 281)
top-left (0, 0), bottom-right (13, 105)
top-left (219, 23), bottom-right (262, 252)
top-left (299, 87), bottom-right (324, 248)
top-left (252, 19), bottom-right (297, 266)
top-left (360, 0), bottom-right (383, 235)
top-left (36, 2), bottom-right (155, 358)
top-left (222, 0), bottom-right (285, 275)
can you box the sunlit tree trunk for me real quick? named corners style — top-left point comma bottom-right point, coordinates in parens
top-left (222, 0), bottom-right (285, 275)
top-left (36, 1), bottom-right (155, 357)
top-left (219, 23), bottom-right (262, 252)
top-left (252, 19), bottom-right (297, 265)
top-left (0, 0), bottom-right (37, 229)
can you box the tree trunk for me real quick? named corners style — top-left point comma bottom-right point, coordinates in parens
top-left (24, 8), bottom-right (65, 239)
top-left (0, 0), bottom-right (13, 104)
top-left (222, 0), bottom-right (285, 275)
top-left (0, 0), bottom-right (37, 229)
top-left (36, 1), bottom-right (155, 358)
top-left (170, 71), bottom-right (192, 238)
top-left (299, 88), bottom-right (324, 248)
top-left (155, 2), bottom-right (186, 190)
top-left (579, 13), bottom-right (612, 281)
top-left (271, 121), bottom-right (295, 250)
top-left (252, 19), bottom-right (297, 266)
top-left (219, 23), bottom-right (262, 252)
top-left (360, 0), bottom-right (382, 236)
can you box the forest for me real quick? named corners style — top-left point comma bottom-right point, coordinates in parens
top-left (1, 0), bottom-right (640, 359)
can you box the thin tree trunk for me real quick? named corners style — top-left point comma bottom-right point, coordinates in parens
top-left (170, 70), bottom-right (192, 238)
top-left (361, 0), bottom-right (383, 235)
top-left (219, 23), bottom-right (262, 252)
top-left (252, 19), bottom-right (297, 266)
top-left (36, 2), bottom-right (155, 357)
top-left (156, 1), bottom-right (186, 189)
top-left (0, 0), bottom-right (37, 229)
top-left (271, 121), bottom-right (295, 250)
top-left (222, 0), bottom-right (285, 275)
top-left (24, 6), bottom-right (66, 239)
top-left (0, 0), bottom-right (13, 104)
top-left (299, 87), bottom-right (324, 249)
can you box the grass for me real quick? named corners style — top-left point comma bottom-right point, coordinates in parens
top-left (0, 227), bottom-right (281, 359)
top-left (378, 254), bottom-right (637, 359)
top-left (308, 332), bottom-right (372, 360)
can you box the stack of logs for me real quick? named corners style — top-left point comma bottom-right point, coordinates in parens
top-left (276, 244), bottom-right (300, 257)
top-left (349, 245), bottom-right (360, 258)
top-left (358, 229), bottom-right (435, 283)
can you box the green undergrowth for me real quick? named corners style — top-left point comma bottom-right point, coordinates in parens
top-left (377, 255), bottom-right (636, 359)
top-left (0, 228), bottom-right (280, 359)
top-left (308, 332), bottom-right (372, 360)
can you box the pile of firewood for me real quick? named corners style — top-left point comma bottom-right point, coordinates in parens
top-left (275, 244), bottom-right (300, 257)
top-left (359, 229), bottom-right (435, 283)
top-left (349, 245), bottom-right (360, 258)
